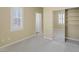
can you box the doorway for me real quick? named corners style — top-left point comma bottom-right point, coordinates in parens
top-left (35, 13), bottom-right (42, 34)
top-left (53, 10), bottom-right (65, 42)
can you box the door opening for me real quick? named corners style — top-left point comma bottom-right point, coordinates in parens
top-left (35, 13), bottom-right (42, 34)
top-left (53, 10), bottom-right (65, 42)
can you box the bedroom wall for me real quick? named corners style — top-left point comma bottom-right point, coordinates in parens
top-left (0, 7), bottom-right (43, 46)
top-left (53, 10), bottom-right (65, 30)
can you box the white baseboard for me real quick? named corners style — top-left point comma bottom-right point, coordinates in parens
top-left (66, 37), bottom-right (79, 41)
top-left (0, 33), bottom-right (36, 49)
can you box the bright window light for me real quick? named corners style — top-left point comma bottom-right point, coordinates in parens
top-left (58, 12), bottom-right (64, 24)
top-left (11, 7), bottom-right (23, 32)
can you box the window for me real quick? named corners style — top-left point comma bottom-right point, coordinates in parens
top-left (58, 12), bottom-right (64, 24)
top-left (11, 7), bottom-right (23, 32)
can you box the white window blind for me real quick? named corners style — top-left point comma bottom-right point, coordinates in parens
top-left (58, 12), bottom-right (64, 24)
top-left (11, 7), bottom-right (23, 32)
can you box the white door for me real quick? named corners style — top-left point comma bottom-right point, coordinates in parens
top-left (35, 13), bottom-right (42, 33)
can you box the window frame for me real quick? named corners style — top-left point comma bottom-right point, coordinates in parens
top-left (10, 7), bottom-right (23, 32)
